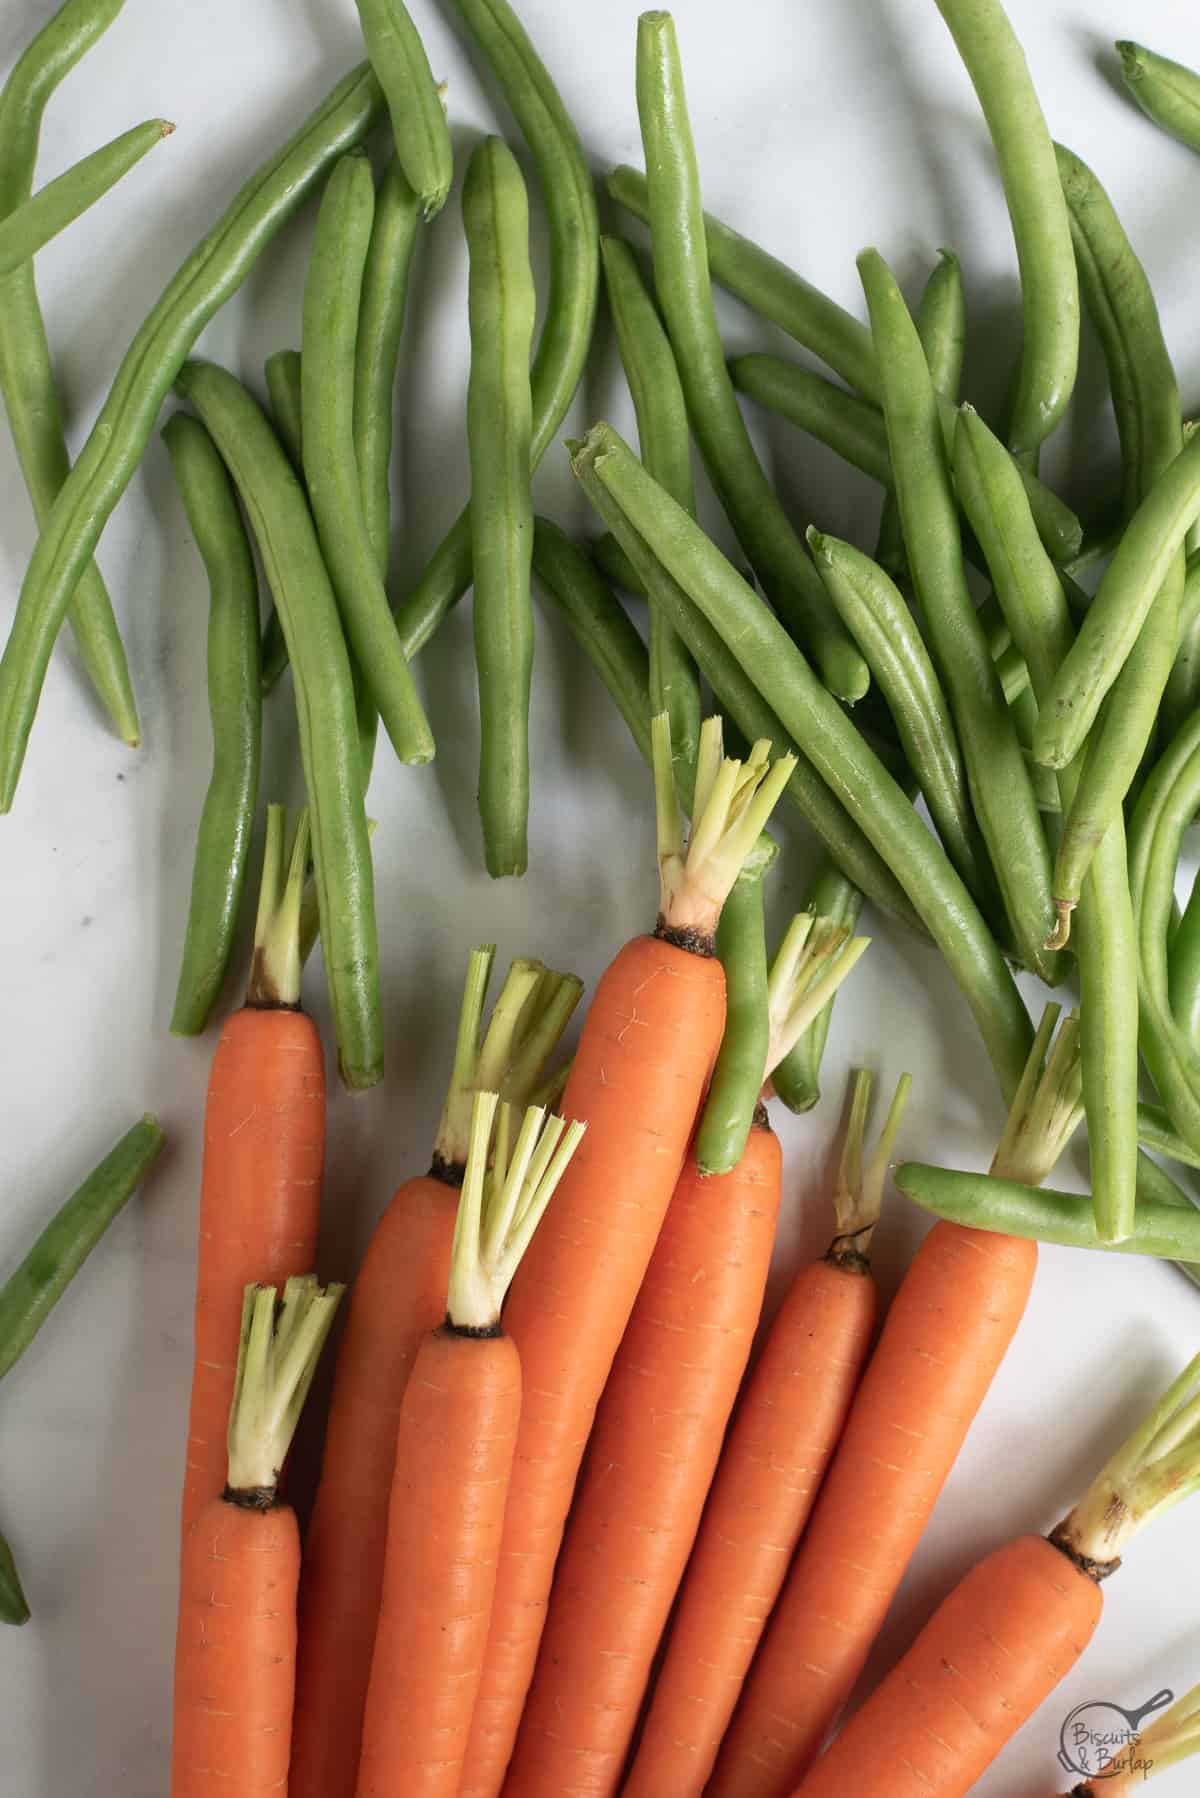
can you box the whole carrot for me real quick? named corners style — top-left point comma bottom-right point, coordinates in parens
top-left (506, 920), bottom-right (873, 1797)
top-left (623, 1070), bottom-right (908, 1798)
top-left (459, 713), bottom-right (796, 1796)
top-left (170, 1276), bottom-right (341, 1798)
top-left (356, 1092), bottom-right (585, 1798)
top-left (179, 806), bottom-right (324, 1538)
top-left (291, 948), bottom-right (580, 1798)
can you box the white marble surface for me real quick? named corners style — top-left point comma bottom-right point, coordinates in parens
top-left (1, 0), bottom-right (1198, 1791)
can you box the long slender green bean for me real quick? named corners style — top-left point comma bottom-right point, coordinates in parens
top-left (570, 421), bottom-right (1033, 1101)
top-left (1169, 873), bottom-right (1200, 1050)
top-left (860, 249), bottom-right (1057, 982)
top-left (0, 61), bottom-right (385, 812)
top-left (163, 413), bottom-right (261, 1036)
top-left (531, 518), bottom-right (651, 764)
top-left (1118, 40), bottom-right (1200, 154)
top-left (176, 360), bottom-right (382, 1090)
top-left (0, 0), bottom-right (139, 747)
top-left (354, 0), bottom-right (451, 217)
top-left (1139, 1101), bottom-right (1200, 1173)
top-left (0, 1528), bottom-right (28, 1627)
top-left (355, 156), bottom-right (420, 576)
top-left (729, 354), bottom-right (892, 486)
top-left (770, 862), bottom-right (862, 1113)
top-left (695, 868), bottom-right (770, 1175)
top-left (302, 150), bottom-right (432, 768)
top-left (391, 0), bottom-right (599, 659)
top-left (606, 163), bottom-right (1083, 565)
top-left (875, 248), bottom-right (965, 576)
top-left (601, 235), bottom-right (700, 783)
top-left (260, 349), bottom-right (304, 697)
top-left (0, 117), bottom-right (172, 274)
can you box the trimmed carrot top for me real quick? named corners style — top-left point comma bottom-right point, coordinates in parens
top-left (246, 804), bottom-right (311, 1009)
top-left (991, 1000), bottom-right (1084, 1184)
top-left (765, 913), bottom-right (870, 1087)
top-left (831, 1067), bottom-right (912, 1266)
top-left (224, 1276), bottom-right (343, 1502)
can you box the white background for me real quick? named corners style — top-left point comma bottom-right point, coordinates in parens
top-left (1, 0), bottom-right (1198, 1792)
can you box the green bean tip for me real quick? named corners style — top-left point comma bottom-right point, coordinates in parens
top-left (1044, 900), bottom-right (1075, 953)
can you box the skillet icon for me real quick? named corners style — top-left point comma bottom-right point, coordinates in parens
top-left (1058, 1688), bottom-right (1174, 1778)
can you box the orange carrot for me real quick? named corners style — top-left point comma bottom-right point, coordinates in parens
top-left (291, 949), bottom-right (580, 1798)
top-left (180, 806), bottom-right (324, 1540)
top-left (171, 1276), bottom-right (342, 1798)
top-left (794, 1352), bottom-right (1200, 1798)
top-left (356, 1093), bottom-right (585, 1798)
top-left (623, 1069), bottom-right (907, 1798)
top-left (459, 714), bottom-right (796, 1797)
top-left (506, 929), bottom-right (874, 1797)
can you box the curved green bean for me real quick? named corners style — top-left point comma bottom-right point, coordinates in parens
top-left (601, 234), bottom-right (699, 782)
top-left (570, 421), bottom-right (1033, 1102)
top-left (770, 862), bottom-right (862, 1114)
top-left (859, 249), bottom-right (1058, 982)
top-left (0, 0), bottom-right (139, 747)
top-left (0, 116), bottom-right (172, 275)
top-left (876, 248), bottom-right (965, 576)
top-left (302, 150), bottom-right (431, 768)
top-left (355, 155), bottom-right (420, 576)
top-left (1169, 873), bottom-right (1200, 1049)
top-left (260, 349), bottom-right (303, 696)
top-left (1118, 40), bottom-right (1200, 154)
top-left (354, 0), bottom-right (451, 217)
top-left (176, 359), bottom-right (382, 1090)
top-left (163, 413), bottom-right (262, 1036)
top-left (0, 1528), bottom-right (28, 1627)
top-left (391, 0), bottom-right (600, 659)
top-left (531, 517), bottom-right (651, 764)
top-left (0, 60), bottom-right (385, 812)
top-left (695, 868), bottom-right (770, 1175)
top-left (465, 137), bottom-right (536, 877)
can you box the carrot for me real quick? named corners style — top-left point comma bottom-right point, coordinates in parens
top-left (710, 1004), bottom-right (1083, 1798)
top-left (459, 713), bottom-right (796, 1797)
top-left (290, 947), bottom-right (580, 1798)
top-left (356, 1092), bottom-right (585, 1798)
top-left (180, 805), bottom-right (324, 1540)
top-left (623, 1068), bottom-right (908, 1798)
top-left (506, 920), bottom-right (873, 1797)
top-left (794, 1352), bottom-right (1200, 1797)
top-left (170, 1275), bottom-right (342, 1798)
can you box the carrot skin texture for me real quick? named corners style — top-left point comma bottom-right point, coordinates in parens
top-left (356, 1327), bottom-right (522, 1797)
top-left (291, 1173), bottom-right (457, 1798)
top-left (624, 1252), bottom-right (877, 1798)
top-left (460, 933), bottom-right (727, 1797)
top-left (170, 1496), bottom-right (300, 1797)
top-left (709, 1221), bottom-right (1038, 1798)
top-left (506, 1123), bottom-right (782, 1796)
top-left (792, 1536), bottom-right (1103, 1798)
top-left (180, 1007), bottom-right (324, 1537)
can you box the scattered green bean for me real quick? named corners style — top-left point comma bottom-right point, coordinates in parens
top-left (259, 349), bottom-right (304, 695)
top-left (770, 862), bottom-right (862, 1113)
top-left (0, 116), bottom-right (172, 275)
top-left (354, 0), bottom-right (451, 217)
top-left (730, 354), bottom-right (892, 486)
top-left (163, 413), bottom-right (262, 1036)
top-left (876, 249), bottom-right (965, 577)
top-left (696, 868), bottom-right (770, 1176)
top-left (355, 155), bottom-right (420, 576)
top-left (1118, 40), bottom-right (1200, 156)
top-left (0, 1528), bottom-right (28, 1627)
top-left (1139, 1101), bottom-right (1200, 1174)
top-left (590, 526), bottom-right (645, 598)
top-left (531, 518), bottom-right (651, 764)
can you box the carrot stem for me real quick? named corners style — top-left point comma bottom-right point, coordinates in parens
top-left (224, 1276), bottom-right (343, 1498)
top-left (990, 1000), bottom-right (1083, 1184)
top-left (766, 912), bottom-right (872, 1079)
top-left (247, 805), bottom-right (311, 1008)
top-left (833, 1068), bottom-right (912, 1254)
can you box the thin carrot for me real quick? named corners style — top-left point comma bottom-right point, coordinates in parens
top-left (179, 805), bottom-right (324, 1540)
top-left (459, 713), bottom-right (796, 1797)
top-left (507, 920), bottom-right (873, 1797)
top-left (356, 1092), bottom-right (585, 1798)
top-left (170, 1276), bottom-right (342, 1798)
top-left (291, 948), bottom-right (580, 1798)
top-left (710, 1005), bottom-right (1082, 1798)
top-left (623, 1069), bottom-right (908, 1798)
top-left (795, 1352), bottom-right (1200, 1797)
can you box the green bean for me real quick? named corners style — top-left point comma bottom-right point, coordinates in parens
top-left (392, 0), bottom-right (600, 660)
top-left (531, 518), bottom-right (651, 763)
top-left (859, 249), bottom-right (1058, 983)
top-left (0, 0), bottom-right (139, 748)
top-left (996, 641), bottom-right (1031, 706)
top-left (695, 868), bottom-right (770, 1176)
top-left (932, 0), bottom-right (1078, 457)
top-left (0, 116), bottom-right (172, 275)
top-left (260, 350), bottom-right (304, 696)
top-left (589, 528), bottom-right (644, 597)
top-left (1134, 1149), bottom-right (1197, 1211)
top-left (570, 421), bottom-right (1033, 1101)
top-left (808, 529), bottom-right (991, 903)
top-left (729, 354), bottom-right (892, 486)
top-left (176, 359), bottom-right (382, 1090)
top-left (876, 248), bottom-right (965, 576)
top-left (1138, 1101), bottom-right (1200, 1173)
top-left (1118, 40), bottom-right (1200, 155)
top-left (770, 862), bottom-right (862, 1113)
top-left (302, 151), bottom-right (432, 769)
top-left (635, 12), bottom-right (867, 703)
top-left (0, 1116), bottom-right (165, 1384)
top-left (0, 1528), bottom-right (28, 1627)
top-left (607, 162), bottom-right (1083, 565)
top-left (354, 0), bottom-right (451, 217)
top-left (1169, 873), bottom-right (1200, 1049)
top-left (355, 156), bottom-right (420, 576)
top-left (0, 62), bottom-right (384, 813)
top-left (601, 235), bottom-right (700, 783)
top-left (163, 414), bottom-right (262, 1036)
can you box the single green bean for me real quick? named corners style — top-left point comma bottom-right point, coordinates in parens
top-left (590, 527), bottom-right (645, 597)
top-left (570, 421), bottom-right (1033, 1101)
top-left (770, 862), bottom-right (862, 1113)
top-left (0, 0), bottom-right (139, 747)
top-left (163, 413), bottom-right (262, 1036)
top-left (0, 1527), bottom-right (28, 1627)
top-left (391, 0), bottom-right (599, 659)
top-left (860, 249), bottom-right (1058, 982)
top-left (0, 1116), bottom-right (165, 1383)
top-left (1118, 40), bottom-right (1200, 154)
top-left (1169, 872), bottom-right (1200, 1049)
top-left (1134, 1149), bottom-right (1197, 1210)
top-left (302, 150), bottom-right (431, 768)
top-left (355, 156), bottom-right (420, 576)
top-left (876, 248), bottom-right (966, 576)
top-left (354, 0), bottom-right (451, 217)
top-left (464, 137), bottom-right (536, 877)
top-left (996, 640), bottom-right (1031, 707)
top-left (176, 359), bottom-right (382, 1090)
top-left (635, 12), bottom-right (867, 702)
top-left (601, 234), bottom-right (700, 783)
top-left (1138, 1101), bottom-right (1200, 1173)
top-left (729, 354), bottom-right (892, 486)
top-left (260, 349), bottom-right (303, 696)
top-left (0, 116), bottom-right (172, 274)
top-left (606, 162), bottom-right (1083, 565)
top-left (695, 868), bottom-right (770, 1175)
top-left (531, 518), bottom-right (651, 763)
